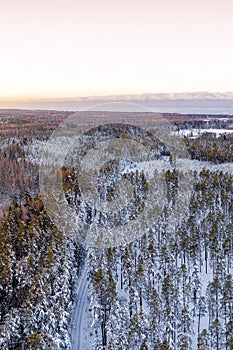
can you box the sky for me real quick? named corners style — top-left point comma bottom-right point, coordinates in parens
top-left (0, 0), bottom-right (233, 99)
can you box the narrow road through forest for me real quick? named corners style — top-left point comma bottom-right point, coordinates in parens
top-left (70, 263), bottom-right (90, 350)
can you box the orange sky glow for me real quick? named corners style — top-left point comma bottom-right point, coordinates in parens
top-left (0, 0), bottom-right (233, 99)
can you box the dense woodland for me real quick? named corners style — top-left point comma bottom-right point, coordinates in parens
top-left (0, 110), bottom-right (72, 215)
top-left (184, 138), bottom-right (233, 164)
top-left (86, 168), bottom-right (233, 349)
top-left (0, 195), bottom-right (83, 348)
top-left (0, 111), bottom-right (232, 349)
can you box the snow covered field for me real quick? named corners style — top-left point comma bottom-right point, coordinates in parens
top-left (178, 128), bottom-right (233, 138)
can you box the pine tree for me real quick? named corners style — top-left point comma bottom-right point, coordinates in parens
top-left (197, 296), bottom-right (207, 334)
top-left (177, 307), bottom-right (193, 350)
top-left (209, 318), bottom-right (224, 350)
top-left (140, 338), bottom-right (149, 350)
top-left (197, 329), bottom-right (211, 350)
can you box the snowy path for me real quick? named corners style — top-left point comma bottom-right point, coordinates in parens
top-left (71, 263), bottom-right (92, 350)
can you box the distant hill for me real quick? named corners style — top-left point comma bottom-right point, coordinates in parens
top-left (1, 92), bottom-right (233, 114)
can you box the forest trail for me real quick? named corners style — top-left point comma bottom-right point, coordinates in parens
top-left (71, 264), bottom-right (90, 350)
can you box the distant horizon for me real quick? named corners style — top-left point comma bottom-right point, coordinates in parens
top-left (2, 91), bottom-right (233, 115)
top-left (2, 91), bottom-right (233, 102)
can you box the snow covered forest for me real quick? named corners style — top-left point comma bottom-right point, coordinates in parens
top-left (85, 167), bottom-right (233, 349)
top-left (0, 110), bottom-right (232, 349)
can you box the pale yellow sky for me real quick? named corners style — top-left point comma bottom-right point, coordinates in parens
top-left (0, 0), bottom-right (232, 98)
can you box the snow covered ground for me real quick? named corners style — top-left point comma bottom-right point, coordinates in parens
top-left (135, 157), bottom-right (233, 179)
top-left (178, 128), bottom-right (233, 138)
